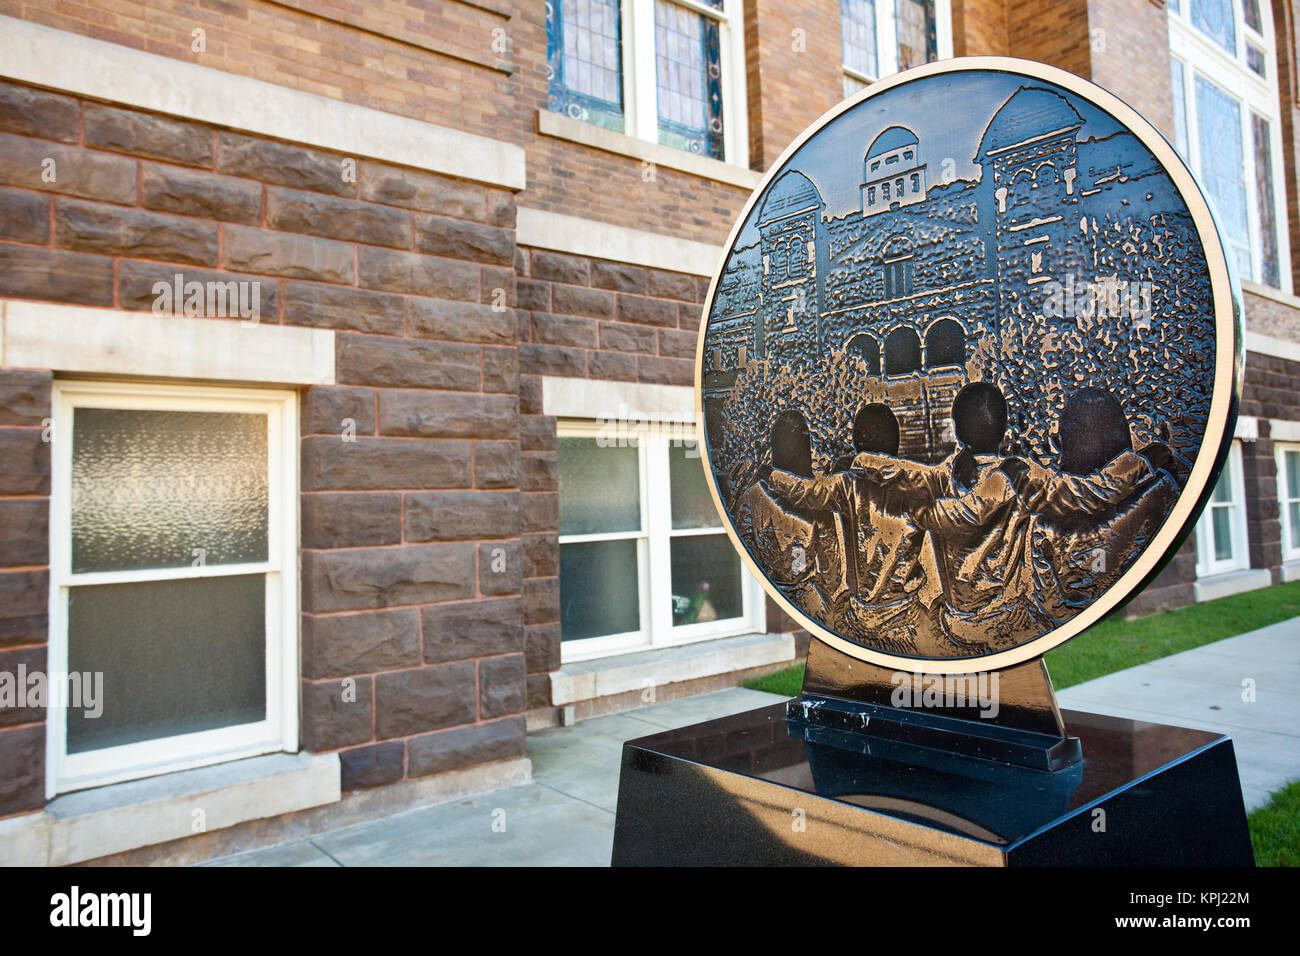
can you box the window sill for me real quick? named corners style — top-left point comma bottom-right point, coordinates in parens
top-left (1193, 567), bottom-right (1272, 603)
top-left (550, 631), bottom-right (795, 706)
top-left (0, 751), bottom-right (340, 866)
top-left (1280, 560), bottom-right (1300, 583)
top-left (537, 108), bottom-right (763, 190)
top-left (1242, 278), bottom-right (1299, 308)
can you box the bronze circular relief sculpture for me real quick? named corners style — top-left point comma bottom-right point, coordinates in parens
top-left (696, 57), bottom-right (1241, 674)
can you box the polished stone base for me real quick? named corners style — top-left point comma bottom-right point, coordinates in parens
top-left (611, 704), bottom-right (1253, 866)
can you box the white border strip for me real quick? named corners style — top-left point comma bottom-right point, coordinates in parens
top-left (0, 300), bottom-right (335, 385)
top-left (1243, 278), bottom-right (1300, 311)
top-left (1270, 419), bottom-right (1300, 442)
top-left (0, 15), bottom-right (526, 191)
top-left (1245, 330), bottom-right (1300, 364)
top-left (542, 375), bottom-right (693, 420)
top-left (517, 207), bottom-right (724, 277)
top-left (537, 109), bottom-right (763, 190)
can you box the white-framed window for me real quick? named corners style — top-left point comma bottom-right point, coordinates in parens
top-left (47, 381), bottom-right (299, 796)
top-left (1276, 442), bottom-right (1300, 563)
top-left (1194, 439), bottom-right (1250, 576)
top-left (545, 0), bottom-right (749, 166)
top-left (840, 0), bottom-right (954, 97)
top-left (557, 419), bottom-right (764, 662)
top-left (1169, 0), bottom-right (1291, 291)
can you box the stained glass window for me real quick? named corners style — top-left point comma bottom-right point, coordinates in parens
top-left (1194, 75), bottom-right (1252, 279)
top-left (547, 0), bottom-right (626, 133)
top-left (1191, 0), bottom-right (1236, 54)
top-left (841, 0), bottom-right (879, 80)
top-left (1171, 59), bottom-right (1189, 160)
top-left (1252, 112), bottom-right (1280, 287)
top-left (1174, 0), bottom-right (1286, 291)
top-left (1246, 42), bottom-right (1265, 77)
top-left (653, 0), bottom-right (724, 158)
top-left (895, 0), bottom-right (937, 71)
top-left (1241, 0), bottom-right (1262, 33)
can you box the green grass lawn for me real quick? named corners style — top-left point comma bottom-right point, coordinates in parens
top-left (1249, 779), bottom-right (1300, 866)
top-left (744, 579), bottom-right (1300, 697)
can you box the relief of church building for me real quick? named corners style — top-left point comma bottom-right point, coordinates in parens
top-left (705, 85), bottom-right (1210, 468)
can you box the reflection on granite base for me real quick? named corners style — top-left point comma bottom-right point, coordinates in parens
top-left (610, 704), bottom-right (1253, 866)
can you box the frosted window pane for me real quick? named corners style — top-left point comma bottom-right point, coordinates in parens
top-left (66, 575), bottom-right (266, 753)
top-left (560, 540), bottom-right (640, 640)
top-left (72, 408), bottom-right (268, 573)
top-left (670, 533), bottom-right (742, 625)
top-left (669, 442), bottom-right (721, 529)
top-left (558, 437), bottom-right (641, 534)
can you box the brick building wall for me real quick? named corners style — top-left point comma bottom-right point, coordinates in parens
top-left (0, 76), bottom-right (531, 809)
top-left (1088, 0), bottom-right (1174, 137)
top-left (1272, 0), bottom-right (1300, 292)
top-left (512, 245), bottom-right (803, 706)
top-left (1241, 349), bottom-right (1300, 576)
top-left (515, 247), bottom-right (707, 708)
top-left (1004, 0), bottom-right (1092, 78)
top-left (952, 0), bottom-right (1010, 56)
top-left (1245, 286), bottom-right (1300, 340)
top-left (4, 0), bottom-right (524, 138)
top-left (0, 369), bottom-right (49, 814)
top-left (3, 0), bottom-right (750, 243)
top-left (742, 0), bottom-right (845, 172)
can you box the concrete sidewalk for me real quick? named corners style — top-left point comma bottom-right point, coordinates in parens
top-left (206, 687), bottom-right (783, 867)
top-left (208, 618), bottom-right (1299, 866)
top-left (1057, 615), bottom-right (1300, 811)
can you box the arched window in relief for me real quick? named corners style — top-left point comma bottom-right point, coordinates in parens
top-left (884, 327), bottom-right (921, 376)
top-left (767, 239), bottom-right (787, 279)
top-left (847, 334), bottom-right (881, 376)
top-left (880, 235), bottom-right (914, 299)
top-left (925, 319), bottom-right (965, 369)
top-left (786, 236), bottom-right (806, 279)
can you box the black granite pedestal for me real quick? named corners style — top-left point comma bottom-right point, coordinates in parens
top-left (610, 704), bottom-right (1253, 866)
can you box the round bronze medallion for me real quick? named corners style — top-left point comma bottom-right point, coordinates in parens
top-left (696, 57), bottom-right (1241, 673)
